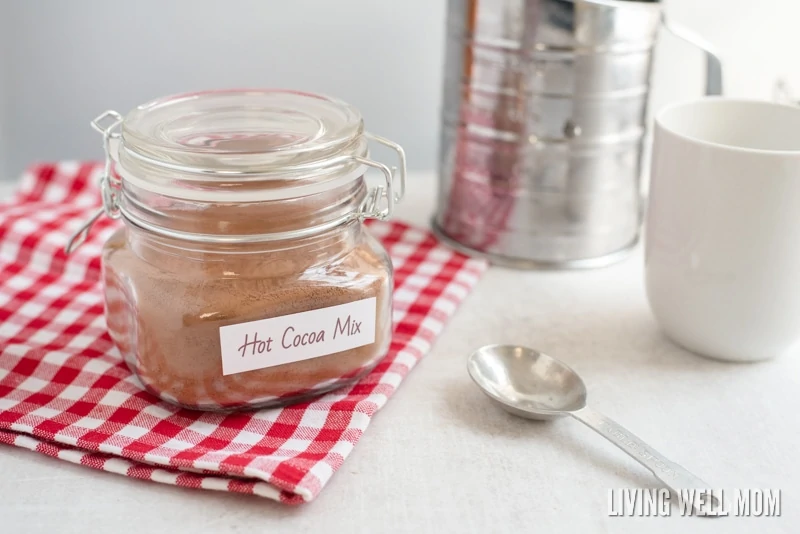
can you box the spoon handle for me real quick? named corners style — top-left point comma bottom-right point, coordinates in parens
top-left (570, 406), bottom-right (721, 516)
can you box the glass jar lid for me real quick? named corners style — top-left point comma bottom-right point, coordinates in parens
top-left (120, 89), bottom-right (366, 175)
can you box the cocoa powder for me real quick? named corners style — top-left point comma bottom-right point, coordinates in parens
top-left (102, 199), bottom-right (393, 411)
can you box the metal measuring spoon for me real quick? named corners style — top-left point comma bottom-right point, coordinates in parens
top-left (467, 345), bottom-right (721, 517)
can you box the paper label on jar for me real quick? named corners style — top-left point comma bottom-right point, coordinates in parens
top-left (218, 297), bottom-right (377, 376)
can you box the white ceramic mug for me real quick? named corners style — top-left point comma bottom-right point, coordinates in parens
top-left (645, 98), bottom-right (800, 362)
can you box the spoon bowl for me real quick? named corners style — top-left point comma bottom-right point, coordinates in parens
top-left (467, 344), bottom-right (587, 420)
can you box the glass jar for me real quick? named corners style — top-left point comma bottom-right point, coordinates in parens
top-left (67, 89), bottom-right (406, 411)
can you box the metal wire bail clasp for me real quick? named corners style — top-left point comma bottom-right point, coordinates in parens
top-left (64, 111), bottom-right (124, 254)
top-left (358, 132), bottom-right (407, 221)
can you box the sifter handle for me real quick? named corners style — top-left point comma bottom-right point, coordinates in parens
top-left (661, 14), bottom-right (724, 96)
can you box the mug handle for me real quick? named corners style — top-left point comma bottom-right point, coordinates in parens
top-left (661, 15), bottom-right (724, 96)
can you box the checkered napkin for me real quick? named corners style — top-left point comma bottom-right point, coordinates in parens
top-left (0, 162), bottom-right (487, 504)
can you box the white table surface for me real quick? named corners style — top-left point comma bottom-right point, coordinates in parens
top-left (0, 173), bottom-right (797, 534)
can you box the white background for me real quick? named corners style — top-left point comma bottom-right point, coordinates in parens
top-left (0, 0), bottom-right (799, 180)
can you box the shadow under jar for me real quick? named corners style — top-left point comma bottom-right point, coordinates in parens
top-left (69, 89), bottom-right (407, 411)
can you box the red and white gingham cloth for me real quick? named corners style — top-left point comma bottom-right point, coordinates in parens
top-left (0, 162), bottom-right (487, 504)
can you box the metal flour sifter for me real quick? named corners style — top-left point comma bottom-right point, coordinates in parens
top-left (433, 0), bottom-right (722, 268)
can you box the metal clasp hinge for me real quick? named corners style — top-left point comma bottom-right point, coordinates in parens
top-left (357, 132), bottom-right (407, 221)
top-left (64, 110), bottom-right (123, 254)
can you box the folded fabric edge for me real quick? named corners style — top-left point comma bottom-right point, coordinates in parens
top-left (0, 429), bottom-right (311, 505)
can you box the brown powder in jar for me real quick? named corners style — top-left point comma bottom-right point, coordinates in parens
top-left (103, 199), bottom-right (393, 410)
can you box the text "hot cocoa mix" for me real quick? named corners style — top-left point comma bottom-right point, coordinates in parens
top-left (219, 298), bottom-right (377, 376)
